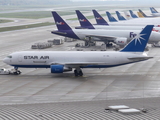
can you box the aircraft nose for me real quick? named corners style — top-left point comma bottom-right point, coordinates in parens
top-left (3, 57), bottom-right (9, 64)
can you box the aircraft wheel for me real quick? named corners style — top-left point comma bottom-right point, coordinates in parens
top-left (85, 41), bottom-right (89, 46)
top-left (79, 70), bottom-right (83, 76)
top-left (17, 70), bottom-right (21, 75)
top-left (74, 70), bottom-right (78, 77)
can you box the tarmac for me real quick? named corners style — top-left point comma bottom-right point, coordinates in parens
top-left (0, 7), bottom-right (160, 119)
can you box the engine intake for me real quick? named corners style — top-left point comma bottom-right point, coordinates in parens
top-left (50, 65), bottom-right (72, 73)
top-left (114, 38), bottom-right (127, 46)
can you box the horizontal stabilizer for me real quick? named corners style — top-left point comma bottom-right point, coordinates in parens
top-left (51, 31), bottom-right (67, 35)
top-left (128, 57), bottom-right (153, 61)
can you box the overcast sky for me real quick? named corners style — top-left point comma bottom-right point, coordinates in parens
top-left (71, 0), bottom-right (130, 1)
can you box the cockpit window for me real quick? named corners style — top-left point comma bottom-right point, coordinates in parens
top-left (7, 56), bottom-right (12, 58)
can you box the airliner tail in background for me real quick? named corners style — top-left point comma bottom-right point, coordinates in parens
top-left (75, 10), bottom-right (95, 29)
top-left (106, 11), bottom-right (118, 22)
top-left (129, 10), bottom-right (138, 18)
top-left (51, 11), bottom-right (79, 39)
top-left (92, 9), bottom-right (109, 25)
top-left (138, 9), bottom-right (154, 18)
top-left (150, 7), bottom-right (158, 13)
top-left (138, 9), bottom-right (148, 17)
top-left (116, 11), bottom-right (126, 21)
top-left (137, 11), bottom-right (145, 18)
top-left (124, 11), bottom-right (132, 19)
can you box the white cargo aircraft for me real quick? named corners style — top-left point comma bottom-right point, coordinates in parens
top-left (51, 11), bottom-right (160, 47)
top-left (3, 25), bottom-right (153, 76)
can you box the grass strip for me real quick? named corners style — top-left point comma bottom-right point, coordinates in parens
top-left (0, 22), bottom-right (54, 32)
top-left (0, 19), bottom-right (13, 23)
top-left (0, 11), bottom-right (75, 19)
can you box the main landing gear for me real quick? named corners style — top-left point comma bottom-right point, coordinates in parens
top-left (13, 67), bottom-right (21, 75)
top-left (105, 42), bottom-right (113, 48)
top-left (74, 68), bottom-right (83, 77)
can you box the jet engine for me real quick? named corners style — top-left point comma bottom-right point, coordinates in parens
top-left (114, 38), bottom-right (127, 46)
top-left (50, 65), bottom-right (72, 73)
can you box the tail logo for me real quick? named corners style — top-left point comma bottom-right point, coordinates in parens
top-left (130, 32), bottom-right (137, 38)
top-left (56, 22), bottom-right (65, 25)
top-left (134, 34), bottom-right (146, 45)
top-left (79, 19), bottom-right (87, 22)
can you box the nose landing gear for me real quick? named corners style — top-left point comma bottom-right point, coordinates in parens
top-left (13, 67), bottom-right (21, 75)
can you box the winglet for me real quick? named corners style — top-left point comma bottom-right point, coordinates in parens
top-left (51, 11), bottom-right (72, 31)
top-left (106, 11), bottom-right (118, 22)
top-left (75, 10), bottom-right (95, 29)
top-left (116, 11), bottom-right (126, 21)
top-left (129, 10), bottom-right (138, 18)
top-left (92, 9), bottom-right (109, 25)
top-left (150, 7), bottom-right (158, 13)
top-left (120, 25), bottom-right (154, 52)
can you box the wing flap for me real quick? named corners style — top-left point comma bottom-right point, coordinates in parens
top-left (85, 34), bottom-right (117, 41)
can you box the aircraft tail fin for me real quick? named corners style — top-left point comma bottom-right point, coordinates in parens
top-left (124, 11), bottom-right (132, 19)
top-left (51, 11), bottom-right (79, 39)
top-left (121, 25), bottom-right (154, 52)
top-left (129, 10), bottom-right (138, 18)
top-left (137, 12), bottom-right (144, 18)
top-left (138, 9), bottom-right (147, 17)
top-left (116, 11), bottom-right (126, 21)
top-left (106, 11), bottom-right (118, 22)
top-left (150, 7), bottom-right (158, 13)
top-left (75, 10), bottom-right (95, 29)
top-left (92, 9), bottom-right (109, 25)
top-left (51, 11), bottom-right (72, 31)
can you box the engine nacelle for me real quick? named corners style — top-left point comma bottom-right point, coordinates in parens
top-left (50, 65), bottom-right (72, 73)
top-left (114, 38), bottom-right (127, 46)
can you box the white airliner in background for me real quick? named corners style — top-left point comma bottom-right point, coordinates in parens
top-left (3, 25), bottom-right (153, 76)
top-left (51, 11), bottom-right (160, 47)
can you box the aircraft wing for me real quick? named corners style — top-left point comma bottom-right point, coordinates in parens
top-left (85, 34), bottom-right (117, 41)
top-left (51, 62), bottom-right (107, 67)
